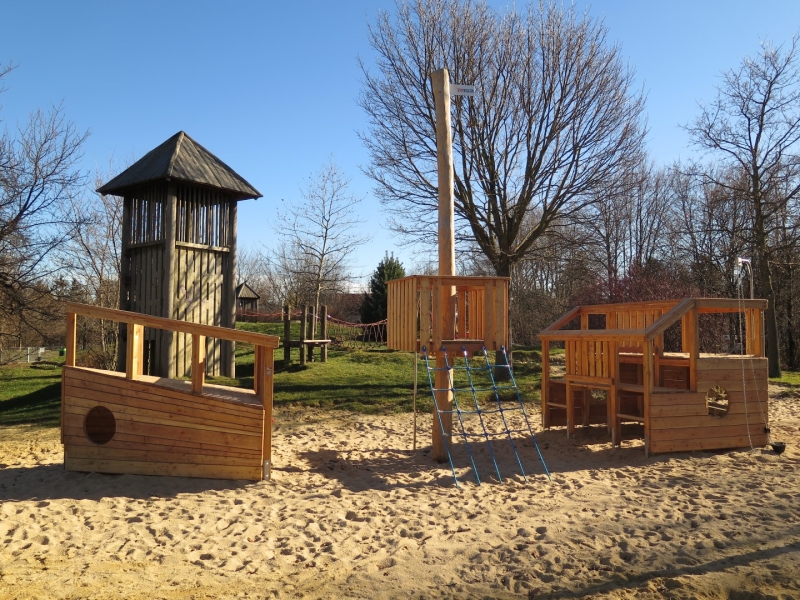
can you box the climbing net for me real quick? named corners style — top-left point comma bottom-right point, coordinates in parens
top-left (422, 346), bottom-right (550, 487)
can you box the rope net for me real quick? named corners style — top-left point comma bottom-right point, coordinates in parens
top-left (422, 346), bottom-right (550, 487)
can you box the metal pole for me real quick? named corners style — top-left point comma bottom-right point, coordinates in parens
top-left (413, 350), bottom-right (418, 451)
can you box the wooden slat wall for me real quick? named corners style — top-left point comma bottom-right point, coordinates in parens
top-left (386, 276), bottom-right (508, 353)
top-left (649, 358), bottom-right (769, 453)
top-left (63, 367), bottom-right (264, 480)
top-left (419, 278), bottom-right (432, 350)
top-left (169, 185), bottom-right (234, 378)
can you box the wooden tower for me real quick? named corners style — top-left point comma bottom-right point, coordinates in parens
top-left (98, 131), bottom-right (261, 379)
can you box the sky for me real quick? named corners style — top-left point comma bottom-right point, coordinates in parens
top-left (2, 0), bottom-right (799, 286)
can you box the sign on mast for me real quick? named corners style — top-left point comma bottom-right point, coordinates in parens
top-left (451, 83), bottom-right (475, 97)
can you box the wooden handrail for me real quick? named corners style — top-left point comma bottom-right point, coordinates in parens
top-left (538, 306), bottom-right (582, 334)
top-left (65, 302), bottom-right (280, 348)
top-left (538, 328), bottom-right (647, 341)
top-left (644, 298), bottom-right (695, 341)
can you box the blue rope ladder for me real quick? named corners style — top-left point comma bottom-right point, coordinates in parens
top-left (422, 345), bottom-right (551, 487)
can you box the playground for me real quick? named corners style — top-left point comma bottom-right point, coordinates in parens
top-left (2, 392), bottom-right (799, 599)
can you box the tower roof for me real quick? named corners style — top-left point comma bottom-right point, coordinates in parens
top-left (97, 131), bottom-right (262, 199)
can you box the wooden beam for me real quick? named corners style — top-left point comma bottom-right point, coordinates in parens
top-left (643, 338), bottom-right (654, 456)
top-left (191, 333), bottom-right (206, 394)
top-left (162, 182), bottom-right (177, 377)
top-left (643, 298), bottom-right (694, 341)
top-left (695, 298), bottom-right (768, 311)
top-left (65, 302), bottom-right (280, 348)
top-left (126, 323), bottom-right (144, 380)
top-left (541, 340), bottom-right (550, 428)
top-left (539, 329), bottom-right (648, 342)
top-left (431, 67), bottom-right (456, 463)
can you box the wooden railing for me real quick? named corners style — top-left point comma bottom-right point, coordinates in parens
top-left (63, 302), bottom-right (280, 439)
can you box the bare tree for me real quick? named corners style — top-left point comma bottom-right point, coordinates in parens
top-left (0, 64), bottom-right (89, 347)
top-left (359, 0), bottom-right (646, 277)
top-left (56, 169), bottom-right (123, 368)
top-left (581, 164), bottom-right (671, 301)
top-left (687, 35), bottom-right (800, 376)
top-left (273, 160), bottom-right (370, 328)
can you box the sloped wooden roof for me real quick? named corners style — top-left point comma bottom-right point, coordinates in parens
top-left (236, 282), bottom-right (261, 300)
top-left (97, 131), bottom-right (261, 200)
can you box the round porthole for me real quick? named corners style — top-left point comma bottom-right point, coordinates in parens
top-left (706, 386), bottom-right (729, 417)
top-left (84, 406), bottom-right (116, 445)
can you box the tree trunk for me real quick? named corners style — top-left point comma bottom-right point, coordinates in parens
top-left (753, 194), bottom-right (781, 378)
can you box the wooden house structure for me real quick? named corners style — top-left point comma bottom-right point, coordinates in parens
top-left (61, 302), bottom-right (279, 481)
top-left (538, 298), bottom-right (770, 455)
top-left (236, 282), bottom-right (261, 321)
top-left (97, 132), bottom-right (261, 379)
top-left (387, 275), bottom-right (509, 356)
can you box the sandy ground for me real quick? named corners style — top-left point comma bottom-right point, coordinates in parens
top-left (1, 389), bottom-right (799, 600)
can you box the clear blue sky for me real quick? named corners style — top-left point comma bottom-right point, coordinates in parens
top-left (2, 1), bottom-right (798, 284)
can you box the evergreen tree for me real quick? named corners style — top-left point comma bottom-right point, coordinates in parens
top-left (360, 253), bottom-right (405, 323)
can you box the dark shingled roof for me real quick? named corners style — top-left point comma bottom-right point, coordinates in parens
top-left (236, 282), bottom-right (261, 300)
top-left (97, 131), bottom-right (261, 199)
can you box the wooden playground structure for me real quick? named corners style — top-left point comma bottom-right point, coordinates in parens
top-left (538, 298), bottom-right (770, 455)
top-left (61, 302), bottom-right (279, 481)
top-left (386, 68), bottom-right (511, 462)
top-left (282, 304), bottom-right (331, 366)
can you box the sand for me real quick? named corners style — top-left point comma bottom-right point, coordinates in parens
top-left (1, 390), bottom-right (799, 600)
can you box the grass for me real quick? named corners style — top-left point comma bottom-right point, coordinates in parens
top-left (0, 361), bottom-right (63, 427)
top-left (0, 328), bottom-right (545, 428)
top-left (770, 371), bottom-right (800, 388)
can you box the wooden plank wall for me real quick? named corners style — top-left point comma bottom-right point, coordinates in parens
top-left (173, 245), bottom-right (227, 377)
top-left (62, 367), bottom-right (264, 480)
top-left (170, 185), bottom-right (234, 378)
top-left (121, 185), bottom-right (166, 373)
top-left (565, 340), bottom-right (611, 378)
top-left (609, 306), bottom-right (667, 349)
top-left (386, 276), bottom-right (419, 352)
top-left (649, 357), bottom-right (769, 453)
top-left (128, 244), bottom-right (166, 368)
top-left (386, 276), bottom-right (508, 352)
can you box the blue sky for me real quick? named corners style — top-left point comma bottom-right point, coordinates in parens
top-left (2, 1), bottom-right (799, 284)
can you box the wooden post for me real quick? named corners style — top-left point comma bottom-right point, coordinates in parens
top-left (126, 322), bottom-right (144, 380)
top-left (191, 333), bottom-right (206, 394)
top-left (307, 305), bottom-right (316, 363)
top-left (161, 183), bottom-right (178, 378)
top-left (609, 341), bottom-right (619, 443)
top-left (117, 196), bottom-right (132, 371)
top-left (65, 312), bottom-right (77, 368)
top-left (321, 305), bottom-right (328, 362)
top-left (541, 340), bottom-right (550, 428)
top-left (283, 304), bottom-right (291, 367)
top-left (643, 338), bottom-right (654, 457)
top-left (256, 346), bottom-right (274, 480)
top-left (688, 307), bottom-right (699, 391)
top-left (225, 201), bottom-right (238, 378)
top-left (62, 311), bottom-right (77, 444)
top-left (565, 340), bottom-right (575, 438)
top-left (299, 306), bottom-right (307, 366)
top-left (431, 67), bottom-right (456, 463)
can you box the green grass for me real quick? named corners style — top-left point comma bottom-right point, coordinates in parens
top-left (0, 329), bottom-right (546, 427)
top-left (770, 371), bottom-right (800, 387)
top-left (0, 361), bottom-right (63, 427)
